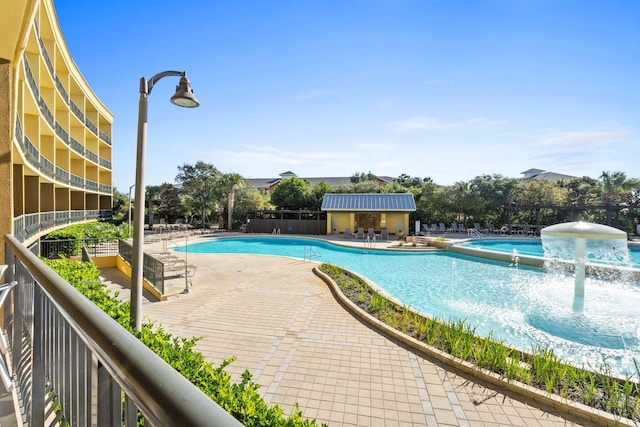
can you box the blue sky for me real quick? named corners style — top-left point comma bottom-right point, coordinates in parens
top-left (54, 0), bottom-right (639, 192)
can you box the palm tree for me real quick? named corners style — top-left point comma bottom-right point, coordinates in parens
top-left (220, 173), bottom-right (244, 230)
top-left (145, 185), bottom-right (162, 227)
top-left (600, 171), bottom-right (629, 205)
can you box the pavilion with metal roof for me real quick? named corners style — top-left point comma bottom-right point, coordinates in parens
top-left (321, 193), bottom-right (416, 238)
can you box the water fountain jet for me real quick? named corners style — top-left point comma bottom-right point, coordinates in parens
top-left (541, 221), bottom-right (627, 310)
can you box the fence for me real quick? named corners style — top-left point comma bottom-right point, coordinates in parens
top-left (118, 239), bottom-right (165, 295)
top-left (245, 219), bottom-right (327, 235)
top-left (40, 238), bottom-right (119, 259)
top-left (3, 234), bottom-right (241, 426)
top-left (39, 238), bottom-right (165, 297)
top-left (244, 210), bottom-right (327, 235)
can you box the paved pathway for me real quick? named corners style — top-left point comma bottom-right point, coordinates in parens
top-left (100, 236), bottom-right (599, 426)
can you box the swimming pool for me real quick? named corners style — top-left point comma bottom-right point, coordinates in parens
top-left (459, 239), bottom-right (640, 268)
top-left (175, 236), bottom-right (640, 378)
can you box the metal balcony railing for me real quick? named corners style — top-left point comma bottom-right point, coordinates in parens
top-left (55, 167), bottom-right (69, 184)
top-left (85, 149), bottom-right (98, 163)
top-left (85, 117), bottom-right (98, 135)
top-left (12, 210), bottom-right (114, 244)
top-left (69, 136), bottom-right (85, 155)
top-left (70, 100), bottom-right (85, 123)
top-left (99, 129), bottom-right (112, 145)
top-left (2, 234), bottom-right (240, 426)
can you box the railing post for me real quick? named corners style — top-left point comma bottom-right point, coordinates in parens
top-left (32, 284), bottom-right (45, 426)
top-left (98, 363), bottom-right (121, 426)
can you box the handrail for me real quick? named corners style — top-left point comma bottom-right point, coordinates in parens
top-left (304, 246), bottom-right (322, 262)
top-left (4, 234), bottom-right (241, 426)
top-left (467, 228), bottom-right (482, 238)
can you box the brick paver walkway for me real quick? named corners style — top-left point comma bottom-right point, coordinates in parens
top-left (100, 239), bottom-right (600, 426)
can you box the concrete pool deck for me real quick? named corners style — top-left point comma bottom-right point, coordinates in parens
top-left (99, 233), bottom-right (614, 426)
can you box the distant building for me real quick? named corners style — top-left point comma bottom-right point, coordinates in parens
top-left (321, 193), bottom-right (416, 237)
top-left (520, 169), bottom-right (576, 182)
top-left (246, 171), bottom-right (394, 194)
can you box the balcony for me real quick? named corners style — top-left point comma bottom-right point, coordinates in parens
top-left (39, 155), bottom-right (55, 178)
top-left (39, 97), bottom-right (55, 129)
top-left (14, 116), bottom-right (26, 153)
top-left (25, 136), bottom-right (40, 167)
top-left (23, 55), bottom-right (39, 100)
top-left (69, 136), bottom-right (84, 156)
top-left (54, 120), bottom-right (70, 144)
top-left (85, 148), bottom-right (98, 164)
top-left (70, 174), bottom-right (84, 189)
top-left (55, 75), bottom-right (70, 103)
top-left (55, 166), bottom-right (69, 184)
top-left (99, 157), bottom-right (112, 169)
top-left (37, 33), bottom-right (54, 76)
top-left (86, 180), bottom-right (99, 192)
top-left (99, 129), bottom-right (112, 145)
top-left (70, 100), bottom-right (85, 123)
top-left (85, 117), bottom-right (98, 135)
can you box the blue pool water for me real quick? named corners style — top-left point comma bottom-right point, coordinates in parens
top-left (175, 236), bottom-right (640, 378)
top-left (460, 239), bottom-right (640, 268)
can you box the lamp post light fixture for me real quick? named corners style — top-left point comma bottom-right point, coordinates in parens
top-left (130, 71), bottom-right (199, 331)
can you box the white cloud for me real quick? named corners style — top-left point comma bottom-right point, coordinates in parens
top-left (296, 89), bottom-right (336, 100)
top-left (539, 130), bottom-right (627, 148)
top-left (388, 116), bottom-right (507, 133)
top-left (355, 139), bottom-right (395, 151)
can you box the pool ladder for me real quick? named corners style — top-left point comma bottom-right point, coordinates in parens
top-left (304, 246), bottom-right (322, 262)
top-left (467, 228), bottom-right (482, 238)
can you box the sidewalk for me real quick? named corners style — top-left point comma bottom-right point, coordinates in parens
top-left (101, 243), bottom-right (598, 426)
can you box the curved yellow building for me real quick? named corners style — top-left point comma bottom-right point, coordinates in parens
top-left (0, 0), bottom-right (113, 249)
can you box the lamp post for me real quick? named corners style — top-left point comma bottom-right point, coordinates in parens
top-left (127, 184), bottom-right (135, 236)
top-left (183, 233), bottom-right (190, 293)
top-left (131, 71), bottom-right (199, 331)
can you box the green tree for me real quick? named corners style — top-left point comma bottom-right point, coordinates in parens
top-left (145, 185), bottom-right (162, 226)
top-left (599, 171), bottom-right (640, 230)
top-left (414, 182), bottom-right (450, 225)
top-left (157, 183), bottom-right (184, 224)
top-left (514, 179), bottom-right (565, 225)
top-left (333, 180), bottom-right (387, 193)
top-left (234, 186), bottom-right (273, 221)
top-left (394, 174), bottom-right (431, 189)
top-left (600, 171), bottom-right (633, 205)
top-left (270, 178), bottom-right (311, 210)
top-left (467, 174), bottom-right (519, 225)
top-left (176, 161), bottom-right (221, 228)
top-left (559, 176), bottom-right (601, 206)
top-left (308, 181), bottom-right (331, 210)
top-left (110, 188), bottom-right (129, 225)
